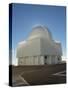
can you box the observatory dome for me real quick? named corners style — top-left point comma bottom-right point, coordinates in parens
top-left (28, 25), bottom-right (52, 41)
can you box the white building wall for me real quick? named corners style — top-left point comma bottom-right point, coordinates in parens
top-left (18, 55), bottom-right (60, 65)
top-left (54, 56), bottom-right (58, 64)
top-left (34, 56), bottom-right (38, 65)
top-left (47, 56), bottom-right (52, 64)
top-left (51, 56), bottom-right (55, 64)
top-left (50, 56), bottom-right (58, 64)
top-left (40, 56), bottom-right (44, 65)
top-left (18, 56), bottom-right (45, 65)
top-left (18, 55), bottom-right (62, 65)
top-left (28, 57), bottom-right (31, 65)
top-left (22, 58), bottom-right (24, 65)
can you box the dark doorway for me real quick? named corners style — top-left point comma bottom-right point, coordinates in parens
top-left (44, 56), bottom-right (47, 64)
top-left (45, 56), bottom-right (47, 59)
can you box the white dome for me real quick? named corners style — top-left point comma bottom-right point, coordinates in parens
top-left (17, 25), bottom-right (62, 58)
top-left (28, 25), bottom-right (52, 40)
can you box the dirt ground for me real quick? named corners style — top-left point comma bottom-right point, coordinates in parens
top-left (10, 63), bottom-right (66, 86)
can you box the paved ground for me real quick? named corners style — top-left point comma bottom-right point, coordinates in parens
top-left (11, 63), bottom-right (66, 86)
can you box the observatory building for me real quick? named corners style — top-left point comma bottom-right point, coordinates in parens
top-left (16, 25), bottom-right (62, 65)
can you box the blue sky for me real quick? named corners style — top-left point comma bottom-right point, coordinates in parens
top-left (12, 3), bottom-right (66, 64)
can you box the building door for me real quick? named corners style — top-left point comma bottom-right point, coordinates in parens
top-left (44, 56), bottom-right (47, 64)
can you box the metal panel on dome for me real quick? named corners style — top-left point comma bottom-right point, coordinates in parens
top-left (28, 26), bottom-right (52, 41)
